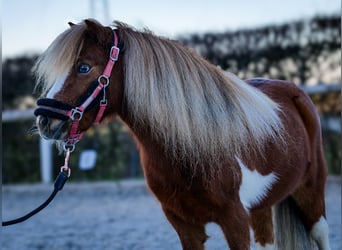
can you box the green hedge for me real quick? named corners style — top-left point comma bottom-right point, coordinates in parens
top-left (2, 121), bottom-right (143, 183)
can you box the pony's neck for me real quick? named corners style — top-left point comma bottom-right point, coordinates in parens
top-left (117, 26), bottom-right (284, 179)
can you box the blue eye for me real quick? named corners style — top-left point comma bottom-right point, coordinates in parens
top-left (77, 64), bottom-right (92, 74)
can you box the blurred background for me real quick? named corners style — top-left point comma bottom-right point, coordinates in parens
top-left (2, 0), bottom-right (341, 183)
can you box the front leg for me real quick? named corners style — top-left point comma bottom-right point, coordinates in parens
top-left (216, 202), bottom-right (251, 250)
top-left (163, 208), bottom-right (208, 250)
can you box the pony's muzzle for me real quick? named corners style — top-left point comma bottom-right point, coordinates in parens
top-left (36, 115), bottom-right (69, 140)
top-left (38, 115), bottom-right (49, 128)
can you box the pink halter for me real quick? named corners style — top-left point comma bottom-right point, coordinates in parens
top-left (66, 31), bottom-right (120, 151)
top-left (35, 30), bottom-right (120, 152)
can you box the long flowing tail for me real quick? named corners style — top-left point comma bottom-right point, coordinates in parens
top-left (273, 197), bottom-right (315, 250)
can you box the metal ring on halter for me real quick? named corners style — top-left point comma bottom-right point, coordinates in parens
top-left (70, 108), bottom-right (83, 120)
top-left (63, 143), bottom-right (75, 153)
top-left (98, 75), bottom-right (110, 87)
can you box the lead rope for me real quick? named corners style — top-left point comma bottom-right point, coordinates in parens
top-left (2, 149), bottom-right (72, 226)
top-left (3, 31), bottom-right (120, 227)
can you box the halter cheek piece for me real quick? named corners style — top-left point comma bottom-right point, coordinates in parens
top-left (34, 30), bottom-right (120, 152)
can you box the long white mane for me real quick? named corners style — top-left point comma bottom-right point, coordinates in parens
top-left (117, 22), bottom-right (284, 178)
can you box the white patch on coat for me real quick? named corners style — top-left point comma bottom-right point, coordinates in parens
top-left (47, 71), bottom-right (69, 98)
top-left (236, 157), bottom-right (278, 212)
top-left (310, 216), bottom-right (331, 250)
top-left (255, 243), bottom-right (275, 250)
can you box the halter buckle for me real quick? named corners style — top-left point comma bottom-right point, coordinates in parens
top-left (110, 46), bottom-right (120, 61)
top-left (100, 99), bottom-right (107, 105)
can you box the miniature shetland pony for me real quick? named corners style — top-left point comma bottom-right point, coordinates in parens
top-left (34, 19), bottom-right (330, 250)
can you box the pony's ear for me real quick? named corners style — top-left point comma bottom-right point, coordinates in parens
top-left (68, 22), bottom-right (76, 27)
top-left (84, 19), bottom-right (109, 46)
top-left (84, 19), bottom-right (103, 33)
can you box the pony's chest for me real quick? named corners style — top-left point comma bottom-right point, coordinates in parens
top-left (145, 172), bottom-right (218, 221)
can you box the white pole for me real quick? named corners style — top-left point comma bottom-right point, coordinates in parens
top-left (40, 137), bottom-right (52, 183)
top-left (89, 0), bottom-right (95, 18)
top-left (103, 0), bottom-right (110, 24)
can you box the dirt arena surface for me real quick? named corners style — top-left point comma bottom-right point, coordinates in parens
top-left (2, 177), bottom-right (341, 249)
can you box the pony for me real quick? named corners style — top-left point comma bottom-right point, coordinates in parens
top-left (34, 19), bottom-right (330, 250)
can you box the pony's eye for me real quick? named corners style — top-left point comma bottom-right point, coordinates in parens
top-left (77, 64), bottom-right (92, 74)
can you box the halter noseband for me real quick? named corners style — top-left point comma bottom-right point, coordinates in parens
top-left (34, 30), bottom-right (120, 152)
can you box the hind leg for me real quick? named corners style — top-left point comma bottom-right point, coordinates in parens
top-left (250, 208), bottom-right (275, 249)
top-left (293, 184), bottom-right (331, 250)
top-left (163, 208), bottom-right (208, 250)
top-left (310, 216), bottom-right (330, 250)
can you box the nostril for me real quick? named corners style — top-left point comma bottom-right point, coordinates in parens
top-left (39, 116), bottom-right (49, 127)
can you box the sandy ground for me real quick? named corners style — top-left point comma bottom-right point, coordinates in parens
top-left (2, 177), bottom-right (341, 250)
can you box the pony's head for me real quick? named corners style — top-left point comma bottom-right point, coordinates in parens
top-left (34, 19), bottom-right (124, 150)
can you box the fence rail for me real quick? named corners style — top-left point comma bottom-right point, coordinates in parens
top-left (2, 108), bottom-right (35, 122)
top-left (300, 83), bottom-right (340, 95)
